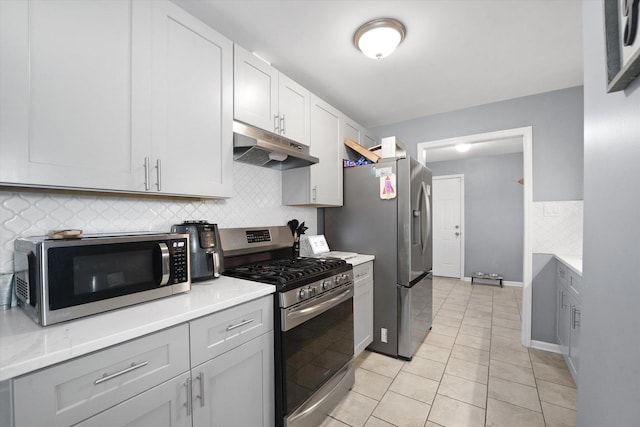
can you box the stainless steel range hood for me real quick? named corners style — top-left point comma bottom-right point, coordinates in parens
top-left (233, 120), bottom-right (319, 170)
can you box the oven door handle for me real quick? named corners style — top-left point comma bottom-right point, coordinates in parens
top-left (283, 285), bottom-right (353, 331)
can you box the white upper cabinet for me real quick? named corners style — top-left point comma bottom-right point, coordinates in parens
top-left (234, 44), bottom-right (310, 146)
top-left (0, 0), bottom-right (233, 198)
top-left (282, 94), bottom-right (342, 206)
top-left (363, 133), bottom-right (378, 148)
top-left (278, 74), bottom-right (311, 145)
top-left (233, 45), bottom-right (279, 134)
top-left (0, 0), bottom-right (151, 191)
top-left (151, 2), bottom-right (233, 197)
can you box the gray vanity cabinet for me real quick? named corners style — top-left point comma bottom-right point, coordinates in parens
top-left (555, 260), bottom-right (582, 383)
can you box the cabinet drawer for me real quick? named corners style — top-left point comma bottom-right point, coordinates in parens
top-left (353, 262), bottom-right (373, 284)
top-left (75, 372), bottom-right (191, 427)
top-left (13, 324), bottom-right (190, 427)
top-left (190, 295), bottom-right (273, 366)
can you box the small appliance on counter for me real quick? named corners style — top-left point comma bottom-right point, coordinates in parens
top-left (171, 221), bottom-right (222, 282)
top-left (301, 235), bottom-right (358, 260)
top-left (14, 232), bottom-right (191, 326)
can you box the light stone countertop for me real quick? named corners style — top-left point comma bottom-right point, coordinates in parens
top-left (347, 254), bottom-right (375, 266)
top-left (0, 277), bottom-right (275, 381)
top-left (555, 254), bottom-right (583, 276)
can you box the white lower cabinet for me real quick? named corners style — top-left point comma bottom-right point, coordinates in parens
top-left (9, 296), bottom-right (275, 427)
top-left (188, 295), bottom-right (274, 427)
top-left (76, 372), bottom-right (192, 427)
top-left (555, 260), bottom-right (581, 383)
top-left (567, 294), bottom-right (581, 376)
top-left (353, 261), bottom-right (374, 356)
top-left (191, 331), bottom-right (274, 427)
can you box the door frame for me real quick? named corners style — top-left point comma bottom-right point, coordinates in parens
top-left (432, 174), bottom-right (465, 280)
top-left (417, 126), bottom-right (533, 348)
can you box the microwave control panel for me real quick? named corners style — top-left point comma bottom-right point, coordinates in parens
top-left (170, 238), bottom-right (189, 284)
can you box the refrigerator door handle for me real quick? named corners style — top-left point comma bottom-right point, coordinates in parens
top-left (420, 181), bottom-right (431, 253)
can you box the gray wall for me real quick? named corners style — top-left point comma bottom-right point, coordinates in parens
top-left (531, 253), bottom-right (557, 343)
top-left (427, 153), bottom-right (523, 282)
top-left (578, 2), bottom-right (640, 425)
top-left (371, 86), bottom-right (584, 201)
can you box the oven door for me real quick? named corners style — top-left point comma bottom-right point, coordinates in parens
top-left (281, 283), bottom-right (354, 419)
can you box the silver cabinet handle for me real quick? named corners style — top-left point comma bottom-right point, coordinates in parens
top-left (196, 372), bottom-right (205, 408)
top-left (185, 377), bottom-right (193, 416)
top-left (226, 318), bottom-right (254, 331)
top-left (94, 361), bottom-right (149, 385)
top-left (312, 186), bottom-right (317, 202)
top-left (155, 158), bottom-right (162, 191)
top-left (280, 114), bottom-right (285, 134)
top-left (560, 291), bottom-right (567, 308)
top-left (144, 157), bottom-right (151, 191)
top-left (274, 114), bottom-right (280, 133)
top-left (572, 306), bottom-right (581, 329)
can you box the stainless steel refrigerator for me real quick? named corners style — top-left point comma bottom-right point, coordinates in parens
top-left (325, 156), bottom-right (433, 360)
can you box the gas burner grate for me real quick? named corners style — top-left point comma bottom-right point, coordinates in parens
top-left (224, 257), bottom-right (349, 288)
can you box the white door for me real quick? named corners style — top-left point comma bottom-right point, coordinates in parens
top-left (433, 175), bottom-right (464, 278)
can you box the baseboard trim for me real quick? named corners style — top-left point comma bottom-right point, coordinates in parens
top-left (530, 340), bottom-right (563, 354)
top-left (503, 281), bottom-right (523, 287)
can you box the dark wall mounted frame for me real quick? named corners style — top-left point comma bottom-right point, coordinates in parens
top-left (605, 0), bottom-right (640, 92)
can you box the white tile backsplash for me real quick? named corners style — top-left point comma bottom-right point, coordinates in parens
top-left (0, 162), bottom-right (316, 273)
top-left (532, 200), bottom-right (583, 256)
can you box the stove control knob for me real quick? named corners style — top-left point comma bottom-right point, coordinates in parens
top-left (298, 288), bottom-right (308, 300)
top-left (336, 274), bottom-right (347, 285)
top-left (322, 280), bottom-right (332, 290)
top-left (308, 286), bottom-right (316, 297)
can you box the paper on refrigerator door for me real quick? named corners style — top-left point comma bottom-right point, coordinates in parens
top-left (380, 173), bottom-right (396, 199)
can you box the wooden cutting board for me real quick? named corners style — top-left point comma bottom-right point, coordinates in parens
top-left (344, 138), bottom-right (380, 163)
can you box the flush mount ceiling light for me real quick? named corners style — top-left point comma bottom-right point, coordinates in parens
top-left (353, 18), bottom-right (406, 59)
top-left (455, 144), bottom-right (471, 152)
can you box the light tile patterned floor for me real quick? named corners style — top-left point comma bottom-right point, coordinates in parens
top-left (322, 277), bottom-right (577, 427)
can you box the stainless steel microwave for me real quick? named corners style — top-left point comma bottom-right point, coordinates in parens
top-left (13, 232), bottom-right (191, 326)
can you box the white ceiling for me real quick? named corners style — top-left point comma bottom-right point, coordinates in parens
top-left (172, 0), bottom-right (583, 129)
top-left (424, 136), bottom-right (523, 163)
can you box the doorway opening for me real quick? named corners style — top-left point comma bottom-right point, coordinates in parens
top-left (417, 127), bottom-right (533, 347)
top-left (432, 174), bottom-right (465, 279)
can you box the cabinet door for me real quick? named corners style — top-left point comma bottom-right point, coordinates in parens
top-left (343, 119), bottom-right (362, 144)
top-left (556, 285), bottom-right (570, 355)
top-left (192, 331), bottom-right (274, 427)
top-left (151, 2), bottom-right (233, 197)
top-left (234, 44), bottom-right (279, 133)
top-left (363, 133), bottom-right (378, 148)
top-left (282, 94), bottom-right (342, 206)
top-left (0, 0), bottom-right (150, 191)
top-left (568, 298), bottom-right (581, 377)
top-left (342, 117), bottom-right (362, 160)
top-left (278, 73), bottom-right (310, 145)
top-left (310, 97), bottom-right (343, 206)
top-left (354, 262), bottom-right (374, 356)
top-left (75, 373), bottom-right (191, 427)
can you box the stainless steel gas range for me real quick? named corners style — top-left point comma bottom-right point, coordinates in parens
top-left (219, 226), bottom-right (355, 427)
